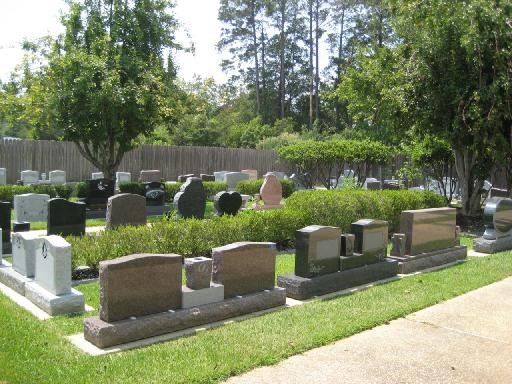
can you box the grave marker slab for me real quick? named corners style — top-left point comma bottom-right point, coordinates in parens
top-left (20, 170), bottom-right (39, 185)
top-left (351, 219), bottom-right (388, 259)
top-left (49, 170), bottom-right (66, 185)
top-left (474, 197), bottom-right (512, 253)
top-left (214, 171), bottom-right (229, 182)
top-left (173, 178), bottom-right (206, 219)
top-left (340, 233), bottom-right (355, 257)
top-left (84, 179), bottom-right (115, 206)
top-left (91, 172), bottom-right (104, 180)
top-left (184, 256), bottom-right (212, 290)
top-left (144, 182), bottom-right (165, 206)
top-left (0, 201), bottom-right (10, 247)
top-left (241, 169), bottom-right (258, 180)
top-left (13, 193), bottom-right (50, 222)
top-left (200, 174), bottom-right (215, 182)
top-left (178, 174), bottom-right (195, 182)
top-left (295, 225), bottom-right (342, 278)
top-left (212, 242), bottom-right (276, 298)
top-left (390, 233), bottom-right (406, 257)
top-left (225, 172), bottom-right (249, 191)
top-left (99, 254), bottom-right (182, 322)
top-left (0, 168), bottom-right (6, 185)
top-left (139, 170), bottom-right (161, 183)
top-left (12, 232), bottom-right (40, 277)
top-left (13, 221), bottom-right (30, 232)
top-left (47, 198), bottom-right (86, 236)
top-left (116, 172), bottom-right (131, 187)
top-left (214, 191), bottom-right (242, 216)
top-left (106, 193), bottom-right (147, 230)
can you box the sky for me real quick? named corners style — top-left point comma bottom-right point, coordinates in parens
top-left (0, 0), bottom-right (226, 83)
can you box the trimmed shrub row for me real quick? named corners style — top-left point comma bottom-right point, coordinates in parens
top-left (236, 179), bottom-right (295, 198)
top-left (119, 181), bottom-right (228, 203)
top-left (68, 190), bottom-right (445, 270)
top-left (0, 184), bottom-right (73, 203)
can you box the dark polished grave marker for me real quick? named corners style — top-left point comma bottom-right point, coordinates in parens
top-left (144, 182), bottom-right (166, 206)
top-left (214, 191), bottom-right (242, 216)
top-left (47, 198), bottom-right (86, 236)
top-left (173, 178), bottom-right (206, 219)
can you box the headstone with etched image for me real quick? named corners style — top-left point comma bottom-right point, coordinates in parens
top-left (173, 177), bottom-right (206, 219)
top-left (84, 178), bottom-right (115, 206)
top-left (144, 181), bottom-right (166, 206)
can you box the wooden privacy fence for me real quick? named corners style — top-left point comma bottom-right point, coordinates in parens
top-left (0, 140), bottom-right (283, 184)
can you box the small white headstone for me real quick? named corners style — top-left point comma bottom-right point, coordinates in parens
top-left (49, 170), bottom-right (66, 185)
top-left (116, 172), bottom-right (131, 186)
top-left (92, 172), bottom-right (104, 180)
top-left (225, 172), bottom-right (250, 191)
top-left (20, 170), bottom-right (39, 185)
top-left (12, 232), bottom-right (41, 278)
top-left (34, 235), bottom-right (72, 296)
top-left (0, 168), bottom-right (6, 185)
top-left (13, 193), bottom-right (50, 222)
top-left (214, 171), bottom-right (229, 182)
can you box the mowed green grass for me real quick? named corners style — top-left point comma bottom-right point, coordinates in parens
top-left (1, 243), bottom-right (511, 384)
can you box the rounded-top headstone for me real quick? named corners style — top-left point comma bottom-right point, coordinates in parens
top-left (173, 178), bottom-right (206, 219)
top-left (214, 191), bottom-right (242, 216)
top-left (260, 174), bottom-right (282, 206)
top-left (483, 197), bottom-right (512, 239)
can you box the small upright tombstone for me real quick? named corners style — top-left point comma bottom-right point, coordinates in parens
top-left (256, 173), bottom-right (283, 210)
top-left (144, 181), bottom-right (166, 206)
top-left (0, 201), bottom-right (11, 254)
top-left (295, 225), bottom-right (342, 278)
top-left (267, 171), bottom-right (287, 180)
top-left (241, 169), bottom-right (258, 180)
top-left (115, 172), bottom-right (131, 188)
top-left (200, 174), bottom-right (215, 182)
top-left (178, 174), bottom-right (195, 183)
top-left (214, 191), bottom-right (242, 216)
top-left (351, 219), bottom-right (388, 260)
top-left (12, 232), bottom-right (40, 277)
top-left (20, 170), bottom-right (39, 186)
top-left (225, 172), bottom-right (249, 191)
top-left (14, 193), bottom-right (50, 222)
top-left (182, 256), bottom-right (223, 308)
top-left (84, 178), bottom-right (115, 206)
top-left (49, 170), bottom-right (66, 185)
top-left (173, 178), bottom-right (206, 219)
top-left (24, 235), bottom-right (85, 315)
top-left (383, 180), bottom-right (400, 190)
top-left (363, 178), bottom-right (380, 190)
top-left (474, 197), bottom-right (512, 253)
top-left (0, 168), bottom-right (6, 185)
top-left (47, 198), bottom-right (86, 236)
top-left (106, 193), bottom-right (147, 230)
top-left (91, 172), bottom-right (104, 180)
top-left (214, 171), bottom-right (229, 182)
top-left (139, 170), bottom-right (161, 183)
top-left (340, 233), bottom-right (355, 256)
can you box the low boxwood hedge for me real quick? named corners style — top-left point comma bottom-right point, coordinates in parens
top-left (67, 189), bottom-right (446, 270)
top-left (236, 179), bottom-right (295, 198)
top-left (0, 184), bottom-right (73, 203)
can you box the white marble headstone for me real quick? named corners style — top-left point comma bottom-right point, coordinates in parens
top-left (225, 172), bottom-right (250, 191)
top-left (0, 168), bottom-right (6, 185)
top-left (92, 172), bottom-right (104, 180)
top-left (214, 171), bottom-right (229, 182)
top-left (20, 170), bottom-right (39, 185)
top-left (116, 172), bottom-right (131, 186)
top-left (13, 193), bottom-right (50, 222)
top-left (49, 170), bottom-right (66, 185)
top-left (12, 232), bottom-right (41, 278)
top-left (34, 235), bottom-right (72, 296)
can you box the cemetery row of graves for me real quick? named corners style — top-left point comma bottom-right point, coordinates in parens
top-left (0, 164), bottom-right (511, 356)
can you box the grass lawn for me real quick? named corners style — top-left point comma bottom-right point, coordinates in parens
top-left (1, 243), bottom-right (511, 383)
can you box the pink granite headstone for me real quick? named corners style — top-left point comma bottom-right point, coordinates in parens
top-left (257, 173), bottom-right (283, 209)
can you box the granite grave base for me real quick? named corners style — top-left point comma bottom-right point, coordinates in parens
top-left (24, 281), bottom-right (85, 316)
top-left (277, 259), bottom-right (398, 300)
top-left (0, 263), bottom-right (31, 295)
top-left (473, 236), bottom-right (512, 254)
top-left (84, 287), bottom-right (286, 349)
top-left (86, 205), bottom-right (171, 219)
top-left (388, 245), bottom-right (467, 274)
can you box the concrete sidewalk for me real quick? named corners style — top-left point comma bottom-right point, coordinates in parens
top-left (225, 277), bottom-right (512, 384)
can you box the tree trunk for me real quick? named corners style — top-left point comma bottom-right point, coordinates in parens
top-left (334, 8), bottom-right (345, 131)
top-left (314, 0), bottom-right (320, 124)
top-left (309, 0), bottom-right (314, 129)
top-left (454, 147), bottom-right (484, 216)
top-left (279, 0), bottom-right (286, 119)
top-left (250, 0), bottom-right (261, 115)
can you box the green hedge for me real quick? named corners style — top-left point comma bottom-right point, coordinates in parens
top-left (165, 181), bottom-right (228, 202)
top-left (0, 184), bottom-right (73, 203)
top-left (119, 182), bottom-right (145, 195)
top-left (236, 179), bottom-right (295, 198)
top-left (68, 190), bottom-right (445, 269)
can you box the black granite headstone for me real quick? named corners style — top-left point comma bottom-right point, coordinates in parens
top-left (482, 197), bottom-right (512, 239)
top-left (178, 174), bottom-right (195, 183)
top-left (84, 179), bottom-right (115, 206)
top-left (383, 180), bottom-right (400, 190)
top-left (200, 174), bottom-right (215, 182)
top-left (0, 201), bottom-right (11, 244)
top-left (144, 182), bottom-right (166, 206)
top-left (173, 178), bottom-right (206, 219)
top-left (13, 221), bottom-right (30, 232)
top-left (47, 198), bottom-right (86, 236)
top-left (214, 191), bottom-right (242, 216)
top-left (490, 187), bottom-right (509, 198)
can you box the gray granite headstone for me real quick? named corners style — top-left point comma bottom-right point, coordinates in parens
top-left (49, 170), bottom-right (66, 185)
top-left (173, 177), bottom-right (206, 219)
top-left (225, 172), bottom-right (249, 191)
top-left (184, 256), bottom-right (212, 290)
top-left (214, 171), bottom-right (229, 182)
top-left (139, 170), bottom-right (161, 183)
top-left (351, 219), bottom-right (388, 259)
top-left (106, 193), bottom-right (147, 230)
top-left (13, 193), bottom-right (50, 222)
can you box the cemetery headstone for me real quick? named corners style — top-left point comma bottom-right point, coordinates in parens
top-left (12, 232), bottom-right (40, 277)
top-left (351, 219), bottom-right (388, 259)
top-left (383, 180), bottom-right (400, 190)
top-left (0, 168), bottom-right (6, 185)
top-left (115, 172), bottom-right (131, 187)
top-left (200, 174), bottom-right (215, 182)
top-left (84, 179), bottom-right (115, 206)
top-left (178, 174), bottom-right (195, 182)
top-left (241, 169), bottom-right (258, 180)
top-left (225, 172), bottom-right (249, 191)
top-left (267, 171), bottom-right (287, 180)
top-left (490, 187), bottom-right (509, 198)
top-left (214, 171), bottom-right (229, 182)
top-left (139, 170), bottom-right (161, 183)
top-left (185, 256), bottom-right (212, 290)
top-left (47, 198), bottom-right (86, 236)
top-left (0, 202), bottom-right (11, 249)
top-left (20, 170), bottom-right (39, 185)
top-left (257, 173), bottom-right (283, 209)
top-left (13, 222), bottom-right (30, 232)
top-left (106, 193), bottom-right (147, 230)
top-left (365, 179), bottom-right (381, 190)
top-left (212, 242), bottom-right (277, 298)
top-left (340, 233), bottom-right (355, 256)
top-left (144, 182), bottom-right (166, 206)
top-left (13, 193), bottom-right (50, 222)
top-left (295, 225), bottom-right (342, 278)
top-left (173, 178), bottom-right (206, 219)
top-left (99, 254), bottom-right (182, 322)
top-left (49, 170), bottom-right (66, 185)
top-left (390, 233), bottom-right (406, 257)
top-left (473, 198), bottom-right (512, 253)
top-left (214, 191), bottom-right (242, 216)
top-left (91, 172), bottom-right (104, 180)
top-left (344, 169), bottom-right (355, 178)
top-left (290, 174), bottom-right (306, 190)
